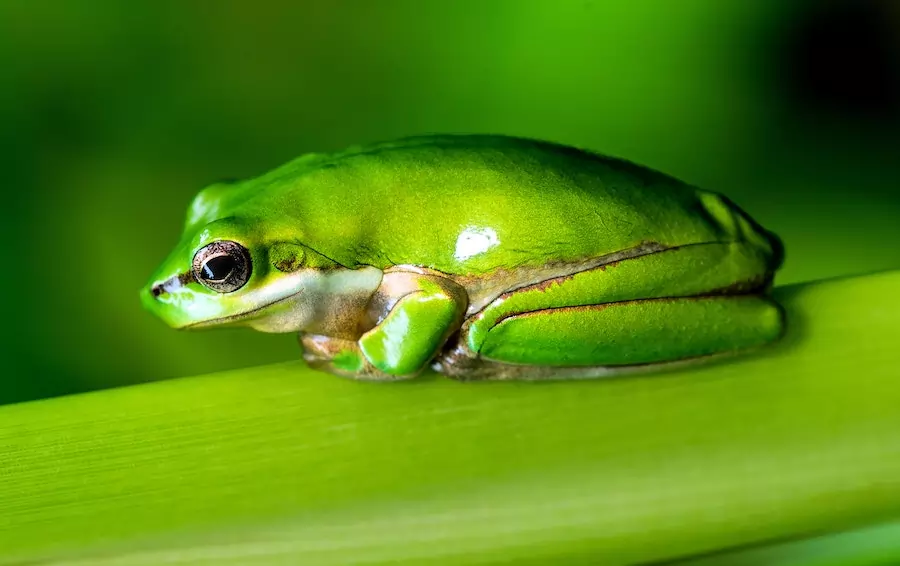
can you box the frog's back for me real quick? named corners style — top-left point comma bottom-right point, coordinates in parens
top-left (242, 135), bottom-right (769, 275)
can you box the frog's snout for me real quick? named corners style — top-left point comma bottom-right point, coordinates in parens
top-left (149, 282), bottom-right (164, 298)
top-left (140, 281), bottom-right (163, 312)
top-left (145, 273), bottom-right (190, 300)
top-left (141, 273), bottom-right (188, 318)
top-left (142, 279), bottom-right (172, 305)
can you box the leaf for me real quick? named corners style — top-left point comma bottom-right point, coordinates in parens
top-left (672, 519), bottom-right (900, 566)
top-left (1, 271), bottom-right (899, 565)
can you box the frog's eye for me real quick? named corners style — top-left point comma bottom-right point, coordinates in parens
top-left (192, 240), bottom-right (252, 293)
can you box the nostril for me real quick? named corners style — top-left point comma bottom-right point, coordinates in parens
top-left (151, 283), bottom-right (164, 298)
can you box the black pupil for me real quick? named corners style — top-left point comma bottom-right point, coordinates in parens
top-left (202, 255), bottom-right (235, 281)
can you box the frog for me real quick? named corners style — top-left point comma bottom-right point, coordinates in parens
top-left (142, 134), bottom-right (784, 381)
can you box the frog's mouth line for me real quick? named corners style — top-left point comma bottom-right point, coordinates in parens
top-left (182, 289), bottom-right (302, 330)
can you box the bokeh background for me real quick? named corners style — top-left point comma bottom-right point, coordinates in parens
top-left (2, 0), bottom-right (898, 405)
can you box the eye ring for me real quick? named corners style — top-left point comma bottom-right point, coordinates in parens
top-left (192, 241), bottom-right (252, 293)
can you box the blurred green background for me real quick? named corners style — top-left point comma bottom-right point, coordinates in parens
top-left (1, 0), bottom-right (898, 405)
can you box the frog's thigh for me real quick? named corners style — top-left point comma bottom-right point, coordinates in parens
top-left (478, 295), bottom-right (784, 367)
top-left (465, 241), bottom-right (773, 353)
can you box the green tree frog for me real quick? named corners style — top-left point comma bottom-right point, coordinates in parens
top-left (142, 135), bottom-right (784, 381)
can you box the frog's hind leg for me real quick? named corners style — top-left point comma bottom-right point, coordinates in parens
top-left (470, 295), bottom-right (781, 374)
top-left (435, 241), bottom-right (784, 380)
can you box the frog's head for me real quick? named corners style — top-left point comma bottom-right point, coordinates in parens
top-left (142, 184), bottom-right (373, 333)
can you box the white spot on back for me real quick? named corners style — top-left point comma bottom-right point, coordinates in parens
top-left (454, 227), bottom-right (499, 261)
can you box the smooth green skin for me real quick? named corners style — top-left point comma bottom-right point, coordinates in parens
top-left (142, 135), bottom-right (784, 380)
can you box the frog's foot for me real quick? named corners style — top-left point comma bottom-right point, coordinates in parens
top-left (432, 343), bottom-right (733, 381)
top-left (430, 345), bottom-right (623, 381)
top-left (299, 333), bottom-right (415, 381)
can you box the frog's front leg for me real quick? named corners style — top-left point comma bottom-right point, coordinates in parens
top-left (300, 269), bottom-right (468, 381)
